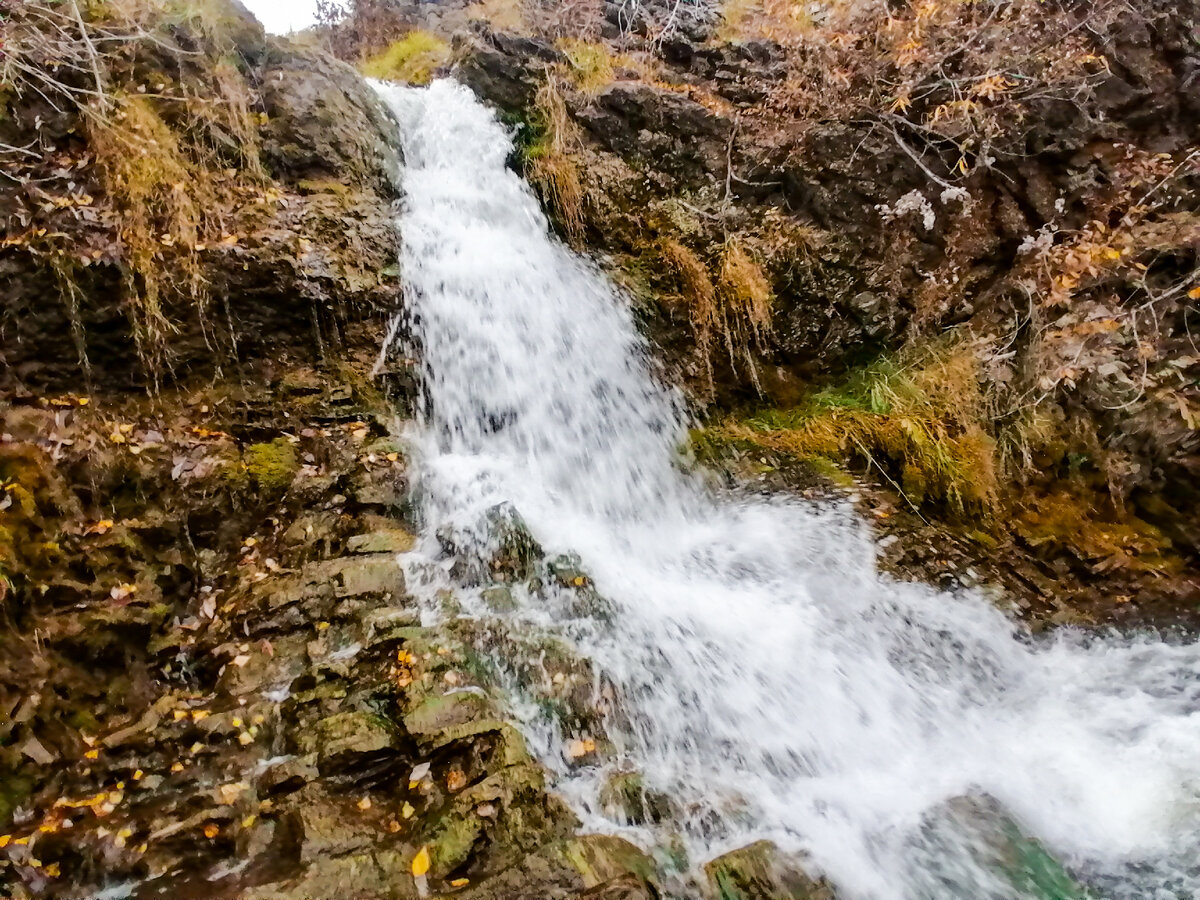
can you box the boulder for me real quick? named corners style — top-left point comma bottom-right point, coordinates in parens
top-left (259, 42), bottom-right (400, 192)
top-left (704, 841), bottom-right (834, 900)
top-left (908, 794), bottom-right (1090, 900)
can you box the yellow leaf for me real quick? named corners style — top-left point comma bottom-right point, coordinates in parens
top-left (401, 801), bottom-right (415, 819)
top-left (203, 823), bottom-right (219, 839)
top-left (357, 796), bottom-right (372, 811)
top-left (411, 846), bottom-right (431, 877)
top-left (450, 878), bottom-right (469, 887)
top-left (1188, 285), bottom-right (1200, 300)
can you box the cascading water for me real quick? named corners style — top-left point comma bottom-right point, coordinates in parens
top-left (373, 79), bottom-right (1200, 899)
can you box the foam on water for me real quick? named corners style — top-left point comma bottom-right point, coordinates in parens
top-left (373, 79), bottom-right (1200, 899)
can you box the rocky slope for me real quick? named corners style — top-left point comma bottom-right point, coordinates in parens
top-left (1, 0), bottom-right (1197, 897)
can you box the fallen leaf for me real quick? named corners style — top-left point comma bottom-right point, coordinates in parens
top-left (408, 762), bottom-right (430, 787)
top-left (411, 846), bottom-right (431, 877)
top-left (565, 738), bottom-right (596, 759)
top-left (203, 823), bottom-right (219, 839)
top-left (401, 801), bottom-right (415, 819)
top-left (450, 878), bottom-right (469, 887)
top-left (446, 769), bottom-right (467, 792)
top-left (357, 796), bottom-right (372, 811)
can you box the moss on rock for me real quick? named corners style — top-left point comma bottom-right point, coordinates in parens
top-left (243, 438), bottom-right (299, 496)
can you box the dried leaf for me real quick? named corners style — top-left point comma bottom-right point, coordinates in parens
top-left (411, 845), bottom-right (431, 877)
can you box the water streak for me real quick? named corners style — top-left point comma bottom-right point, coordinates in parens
top-left (373, 79), bottom-right (1200, 899)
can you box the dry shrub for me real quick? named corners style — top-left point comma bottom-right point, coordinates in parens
top-left (717, 337), bottom-right (999, 515)
top-left (526, 76), bottom-right (586, 245)
top-left (360, 30), bottom-right (450, 84)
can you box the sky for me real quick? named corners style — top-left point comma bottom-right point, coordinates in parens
top-left (240, 0), bottom-right (321, 34)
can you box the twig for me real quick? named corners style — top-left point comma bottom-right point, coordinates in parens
top-left (68, 0), bottom-right (108, 110)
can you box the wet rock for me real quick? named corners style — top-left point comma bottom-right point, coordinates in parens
top-left (305, 710), bottom-right (399, 765)
top-left (403, 691), bottom-right (492, 737)
top-left (348, 466), bottom-right (408, 508)
top-left (244, 846), bottom-right (414, 900)
top-left (548, 553), bottom-right (591, 588)
top-left (485, 502), bottom-right (545, 580)
top-left (458, 834), bottom-right (657, 900)
top-left (704, 841), bottom-right (834, 900)
top-left (909, 794), bottom-right (1089, 900)
top-left (598, 771), bottom-right (670, 825)
top-left (259, 42), bottom-right (400, 193)
top-left (455, 30), bottom-right (563, 114)
top-left (574, 83), bottom-right (733, 182)
top-left (267, 554), bottom-right (406, 618)
top-left (482, 584), bottom-right (519, 612)
top-left (358, 605), bottom-right (421, 646)
top-left (440, 502), bottom-right (545, 583)
top-left (257, 756), bottom-right (319, 796)
top-left (346, 528), bottom-right (416, 554)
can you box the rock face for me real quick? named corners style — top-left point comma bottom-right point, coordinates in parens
top-left (0, 0), bottom-right (401, 392)
top-left (0, 355), bottom-right (666, 899)
top-left (447, 3), bottom-right (1199, 627)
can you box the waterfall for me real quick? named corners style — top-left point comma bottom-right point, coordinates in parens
top-left (373, 79), bottom-right (1200, 899)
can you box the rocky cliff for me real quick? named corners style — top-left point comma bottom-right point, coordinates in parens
top-left (412, 0), bottom-right (1200, 624)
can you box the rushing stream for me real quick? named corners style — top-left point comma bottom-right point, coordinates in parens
top-left (372, 80), bottom-right (1200, 899)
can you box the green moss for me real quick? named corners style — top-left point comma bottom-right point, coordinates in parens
top-left (427, 811), bottom-right (485, 875)
top-left (360, 31), bottom-right (450, 85)
top-left (242, 438), bottom-right (298, 496)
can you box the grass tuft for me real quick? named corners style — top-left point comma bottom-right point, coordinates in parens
top-left (526, 76), bottom-right (586, 245)
top-left (714, 338), bottom-right (999, 515)
top-left (557, 39), bottom-right (616, 95)
top-left (360, 30), bottom-right (450, 85)
top-left (86, 94), bottom-right (208, 377)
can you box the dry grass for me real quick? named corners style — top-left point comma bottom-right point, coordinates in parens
top-left (360, 30), bottom-right (450, 85)
top-left (717, 239), bottom-right (773, 352)
top-left (86, 95), bottom-right (209, 375)
top-left (660, 238), bottom-right (721, 384)
top-left (526, 75), bottom-right (586, 245)
top-left (557, 39), bottom-right (616, 95)
top-left (659, 237), bottom-right (775, 391)
top-left (716, 338), bottom-right (1000, 515)
top-left (464, 0), bottom-right (530, 32)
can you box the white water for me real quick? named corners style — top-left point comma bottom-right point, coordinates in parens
top-left (374, 80), bottom-right (1200, 899)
